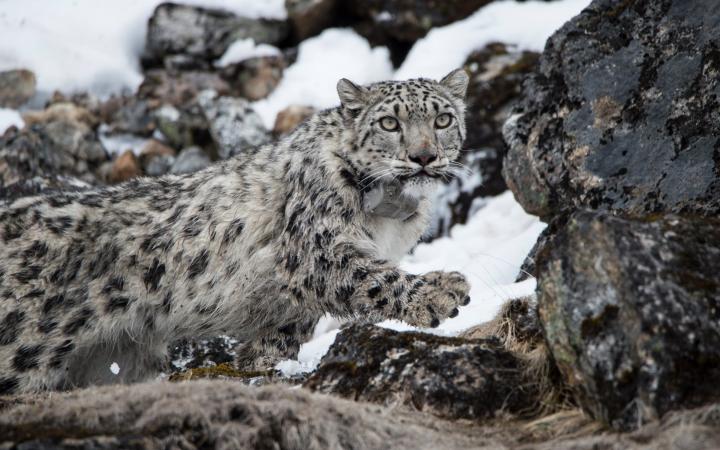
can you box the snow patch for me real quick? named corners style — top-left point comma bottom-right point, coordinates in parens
top-left (396, 0), bottom-right (591, 80)
top-left (0, 0), bottom-right (286, 97)
top-left (0, 108), bottom-right (24, 134)
top-left (252, 28), bottom-right (394, 128)
top-left (215, 39), bottom-right (281, 67)
top-left (110, 362), bottom-right (120, 375)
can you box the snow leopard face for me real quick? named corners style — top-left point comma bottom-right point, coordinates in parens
top-left (337, 69), bottom-right (468, 197)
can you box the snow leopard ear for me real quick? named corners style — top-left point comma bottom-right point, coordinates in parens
top-left (439, 68), bottom-right (469, 99)
top-left (337, 78), bottom-right (369, 110)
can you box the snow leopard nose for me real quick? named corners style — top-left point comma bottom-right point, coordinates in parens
top-left (409, 151), bottom-right (437, 167)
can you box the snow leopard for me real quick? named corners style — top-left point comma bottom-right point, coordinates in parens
top-left (0, 69), bottom-right (471, 394)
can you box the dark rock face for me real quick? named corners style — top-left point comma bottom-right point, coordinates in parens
top-left (142, 2), bottom-right (288, 70)
top-left (503, 0), bottom-right (720, 221)
top-left (0, 69), bottom-right (36, 108)
top-left (305, 324), bottom-right (536, 420)
top-left (537, 211), bottom-right (720, 430)
top-left (432, 44), bottom-right (539, 236)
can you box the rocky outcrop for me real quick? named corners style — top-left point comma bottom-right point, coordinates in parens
top-left (305, 323), bottom-right (538, 420)
top-left (537, 211), bottom-right (720, 430)
top-left (503, 0), bottom-right (720, 221)
top-left (142, 3), bottom-right (288, 70)
top-left (0, 69), bottom-right (36, 108)
top-left (0, 107), bottom-right (108, 188)
top-left (432, 43), bottom-right (539, 236)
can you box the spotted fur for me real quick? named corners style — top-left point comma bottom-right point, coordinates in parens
top-left (0, 70), bottom-right (471, 393)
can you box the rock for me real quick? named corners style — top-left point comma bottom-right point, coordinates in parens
top-left (22, 102), bottom-right (98, 129)
top-left (0, 69), bottom-right (36, 108)
top-left (0, 111), bottom-right (108, 187)
top-left (0, 380), bottom-right (490, 449)
top-left (537, 211), bottom-right (720, 430)
top-left (431, 44), bottom-right (539, 237)
top-left (142, 2), bottom-right (288, 70)
top-left (170, 146), bottom-right (211, 174)
top-left (304, 323), bottom-right (538, 420)
top-left (273, 104), bottom-right (315, 135)
top-left (101, 97), bottom-right (156, 136)
top-left (220, 55), bottom-right (286, 101)
top-left (198, 90), bottom-right (270, 159)
top-left (169, 336), bottom-right (238, 372)
top-left (138, 139), bottom-right (176, 177)
top-left (144, 154), bottom-right (175, 176)
top-left (286, 0), bottom-right (338, 41)
top-left (109, 150), bottom-right (142, 183)
top-left (138, 69), bottom-right (234, 106)
top-left (154, 103), bottom-right (213, 151)
top-left (503, 0), bottom-right (720, 221)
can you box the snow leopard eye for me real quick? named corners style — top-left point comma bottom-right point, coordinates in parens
top-left (379, 116), bottom-right (400, 132)
top-left (435, 113), bottom-right (453, 129)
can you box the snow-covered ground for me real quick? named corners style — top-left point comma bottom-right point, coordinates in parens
top-left (0, 108), bottom-right (24, 134)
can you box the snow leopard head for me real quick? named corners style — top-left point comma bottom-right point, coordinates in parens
top-left (337, 69), bottom-right (468, 197)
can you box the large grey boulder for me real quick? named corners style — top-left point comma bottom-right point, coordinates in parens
top-left (143, 2), bottom-right (288, 70)
top-left (503, 0), bottom-right (720, 221)
top-left (537, 211), bottom-right (720, 430)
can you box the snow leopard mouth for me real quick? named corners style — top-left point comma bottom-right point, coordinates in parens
top-left (398, 167), bottom-right (448, 180)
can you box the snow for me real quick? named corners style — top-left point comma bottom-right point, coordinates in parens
top-left (0, 108), bottom-right (24, 134)
top-left (252, 28), bottom-right (394, 128)
top-left (110, 362), bottom-right (120, 375)
top-left (396, 0), bottom-right (590, 80)
top-left (215, 39), bottom-right (281, 67)
top-left (277, 191), bottom-right (546, 375)
top-left (0, 0), bottom-right (286, 97)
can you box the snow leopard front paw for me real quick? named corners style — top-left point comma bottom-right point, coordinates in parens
top-left (404, 271), bottom-right (471, 328)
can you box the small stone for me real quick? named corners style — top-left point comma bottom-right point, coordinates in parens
top-left (109, 150), bottom-right (142, 183)
top-left (220, 55), bottom-right (285, 101)
top-left (273, 105), bottom-right (315, 136)
top-left (170, 146), bottom-right (211, 174)
top-left (198, 90), bottom-right (270, 159)
top-left (139, 139), bottom-right (176, 176)
top-left (0, 69), bottom-right (36, 108)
